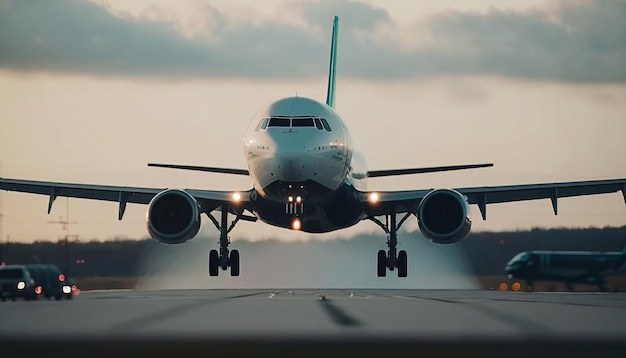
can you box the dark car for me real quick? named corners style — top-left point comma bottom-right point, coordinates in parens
top-left (26, 264), bottom-right (76, 300)
top-left (0, 265), bottom-right (38, 301)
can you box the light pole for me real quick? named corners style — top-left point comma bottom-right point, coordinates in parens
top-left (48, 198), bottom-right (77, 274)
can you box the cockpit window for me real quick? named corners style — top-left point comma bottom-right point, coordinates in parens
top-left (314, 118), bottom-right (324, 130)
top-left (268, 117), bottom-right (290, 127)
top-left (320, 118), bottom-right (332, 132)
top-left (255, 117), bottom-right (269, 131)
top-left (261, 116), bottom-right (330, 131)
top-left (261, 117), bottom-right (269, 129)
top-left (291, 117), bottom-right (314, 127)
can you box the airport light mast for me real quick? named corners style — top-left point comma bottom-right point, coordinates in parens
top-left (48, 198), bottom-right (78, 275)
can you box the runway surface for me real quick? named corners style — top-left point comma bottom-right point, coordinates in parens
top-left (1, 289), bottom-right (626, 357)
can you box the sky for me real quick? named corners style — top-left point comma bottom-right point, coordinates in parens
top-left (1, 0), bottom-right (625, 244)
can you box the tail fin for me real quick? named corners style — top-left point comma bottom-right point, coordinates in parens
top-left (325, 16), bottom-right (339, 108)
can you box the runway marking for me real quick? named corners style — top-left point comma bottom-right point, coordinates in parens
top-left (269, 293), bottom-right (275, 299)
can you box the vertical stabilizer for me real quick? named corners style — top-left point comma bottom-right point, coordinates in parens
top-left (325, 16), bottom-right (339, 108)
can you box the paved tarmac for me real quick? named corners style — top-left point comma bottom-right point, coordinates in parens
top-left (1, 289), bottom-right (625, 357)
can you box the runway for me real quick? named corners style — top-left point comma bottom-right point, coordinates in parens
top-left (1, 289), bottom-right (625, 357)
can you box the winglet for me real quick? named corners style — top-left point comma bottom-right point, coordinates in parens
top-left (325, 16), bottom-right (339, 108)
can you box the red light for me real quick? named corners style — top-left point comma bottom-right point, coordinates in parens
top-left (71, 285), bottom-right (77, 291)
top-left (291, 218), bottom-right (301, 231)
top-left (58, 274), bottom-right (66, 282)
top-left (35, 286), bottom-right (43, 295)
top-left (73, 288), bottom-right (81, 296)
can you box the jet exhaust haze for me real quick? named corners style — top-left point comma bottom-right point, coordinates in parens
top-left (135, 231), bottom-right (479, 289)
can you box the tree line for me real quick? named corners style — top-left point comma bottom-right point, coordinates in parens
top-left (1, 226), bottom-right (625, 278)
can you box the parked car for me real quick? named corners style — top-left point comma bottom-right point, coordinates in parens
top-left (0, 265), bottom-right (38, 301)
top-left (26, 264), bottom-right (75, 300)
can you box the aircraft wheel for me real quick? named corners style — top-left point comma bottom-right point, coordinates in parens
top-left (208, 249), bottom-right (219, 276)
top-left (230, 250), bottom-right (240, 277)
top-left (397, 250), bottom-right (408, 278)
top-left (377, 250), bottom-right (387, 277)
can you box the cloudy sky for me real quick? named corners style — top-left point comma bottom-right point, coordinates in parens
top-left (1, 0), bottom-right (625, 244)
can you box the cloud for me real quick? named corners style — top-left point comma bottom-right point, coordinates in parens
top-left (0, 0), bottom-right (624, 83)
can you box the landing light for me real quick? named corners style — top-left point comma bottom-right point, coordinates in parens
top-left (35, 286), bottom-right (43, 295)
top-left (58, 274), bottom-right (65, 282)
top-left (63, 285), bottom-right (72, 294)
top-left (296, 196), bottom-right (302, 203)
top-left (498, 282), bottom-right (508, 291)
top-left (17, 281), bottom-right (26, 290)
top-left (232, 192), bottom-right (241, 202)
top-left (288, 196), bottom-right (293, 203)
top-left (369, 192), bottom-right (379, 203)
top-left (292, 218), bottom-right (301, 231)
top-left (511, 282), bottom-right (521, 292)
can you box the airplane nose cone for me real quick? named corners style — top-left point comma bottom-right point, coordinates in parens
top-left (275, 152), bottom-right (306, 181)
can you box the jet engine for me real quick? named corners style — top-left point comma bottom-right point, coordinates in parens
top-left (416, 188), bottom-right (471, 244)
top-left (146, 189), bottom-right (201, 244)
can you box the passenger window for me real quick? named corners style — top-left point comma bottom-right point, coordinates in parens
top-left (320, 118), bottom-right (332, 132)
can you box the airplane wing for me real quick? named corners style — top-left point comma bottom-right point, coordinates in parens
top-left (0, 177), bottom-right (255, 220)
top-left (360, 178), bottom-right (626, 219)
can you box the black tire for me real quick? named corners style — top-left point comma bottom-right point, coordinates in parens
top-left (230, 250), bottom-right (240, 277)
top-left (209, 249), bottom-right (219, 276)
top-left (377, 250), bottom-right (387, 277)
top-left (55, 294), bottom-right (62, 301)
top-left (397, 250), bottom-right (408, 278)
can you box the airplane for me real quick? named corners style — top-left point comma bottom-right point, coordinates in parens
top-left (505, 244), bottom-right (626, 291)
top-left (1, 16), bottom-right (626, 278)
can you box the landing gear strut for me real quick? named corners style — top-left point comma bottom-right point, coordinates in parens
top-left (207, 205), bottom-right (241, 276)
top-left (370, 210), bottom-right (411, 278)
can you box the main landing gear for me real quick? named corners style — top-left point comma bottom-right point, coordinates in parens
top-left (369, 210), bottom-right (412, 278)
top-left (206, 205), bottom-right (242, 276)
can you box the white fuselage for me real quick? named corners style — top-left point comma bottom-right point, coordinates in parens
top-left (243, 96), bottom-right (368, 232)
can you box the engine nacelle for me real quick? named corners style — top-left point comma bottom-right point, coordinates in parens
top-left (146, 189), bottom-right (201, 244)
top-left (416, 188), bottom-right (471, 245)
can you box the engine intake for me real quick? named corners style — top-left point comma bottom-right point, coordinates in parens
top-left (417, 188), bottom-right (471, 244)
top-left (146, 189), bottom-right (201, 244)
